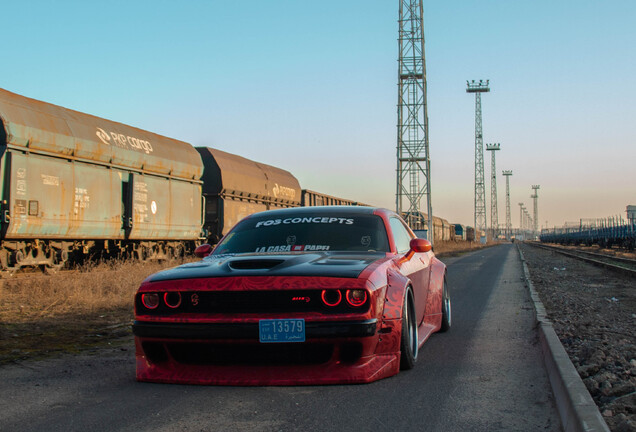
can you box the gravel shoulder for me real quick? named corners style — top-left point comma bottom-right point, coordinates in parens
top-left (519, 243), bottom-right (636, 432)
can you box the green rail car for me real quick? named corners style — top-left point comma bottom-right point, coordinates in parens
top-left (0, 88), bottom-right (204, 271)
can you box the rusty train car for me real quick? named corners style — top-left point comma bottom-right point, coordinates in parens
top-left (400, 212), bottom-right (455, 242)
top-left (437, 217), bottom-right (455, 242)
top-left (301, 189), bottom-right (369, 207)
top-left (194, 161), bottom-right (370, 243)
top-left (197, 147), bottom-right (301, 243)
top-left (0, 89), bottom-right (204, 271)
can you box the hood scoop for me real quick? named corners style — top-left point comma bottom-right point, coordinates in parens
top-left (228, 259), bottom-right (285, 270)
top-left (315, 258), bottom-right (364, 266)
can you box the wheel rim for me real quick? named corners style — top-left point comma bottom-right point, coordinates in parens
top-left (406, 294), bottom-right (418, 359)
top-left (443, 283), bottom-right (451, 327)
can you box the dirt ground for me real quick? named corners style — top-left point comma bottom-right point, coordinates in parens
top-left (0, 260), bottom-right (171, 364)
top-left (519, 243), bottom-right (636, 432)
top-left (0, 311), bottom-right (133, 364)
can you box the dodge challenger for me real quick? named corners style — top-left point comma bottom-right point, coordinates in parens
top-left (133, 206), bottom-right (450, 385)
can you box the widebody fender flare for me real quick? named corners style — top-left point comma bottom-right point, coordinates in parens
top-left (373, 267), bottom-right (411, 356)
top-left (424, 257), bottom-right (447, 318)
top-left (383, 268), bottom-right (411, 320)
top-left (430, 257), bottom-right (446, 289)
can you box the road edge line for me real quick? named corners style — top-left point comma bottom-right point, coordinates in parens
top-left (517, 244), bottom-right (610, 432)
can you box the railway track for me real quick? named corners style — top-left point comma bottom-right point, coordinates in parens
top-left (527, 242), bottom-right (636, 278)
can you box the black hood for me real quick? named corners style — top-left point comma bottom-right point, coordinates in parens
top-left (147, 252), bottom-right (388, 282)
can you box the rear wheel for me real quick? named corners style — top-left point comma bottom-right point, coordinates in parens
top-left (399, 288), bottom-right (418, 370)
top-left (440, 278), bottom-right (451, 332)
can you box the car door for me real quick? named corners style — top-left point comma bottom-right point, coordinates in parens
top-left (389, 217), bottom-right (431, 325)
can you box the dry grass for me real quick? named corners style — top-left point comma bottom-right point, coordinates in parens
top-left (0, 259), bottom-right (192, 363)
top-left (0, 260), bottom-right (184, 322)
top-left (434, 239), bottom-right (498, 257)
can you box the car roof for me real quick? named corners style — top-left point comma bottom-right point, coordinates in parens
top-left (247, 206), bottom-right (395, 218)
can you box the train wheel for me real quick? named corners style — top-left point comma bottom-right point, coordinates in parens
top-left (136, 247), bottom-right (147, 261)
top-left (14, 250), bottom-right (25, 267)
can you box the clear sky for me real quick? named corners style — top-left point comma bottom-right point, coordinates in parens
top-left (2, 0), bottom-right (635, 228)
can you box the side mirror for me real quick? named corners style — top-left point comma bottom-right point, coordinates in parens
top-left (409, 238), bottom-right (432, 253)
top-left (398, 238), bottom-right (432, 264)
top-left (194, 243), bottom-right (213, 258)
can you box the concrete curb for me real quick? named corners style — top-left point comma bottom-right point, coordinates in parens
top-left (517, 244), bottom-right (610, 432)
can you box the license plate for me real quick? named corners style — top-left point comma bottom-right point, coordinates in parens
top-left (259, 319), bottom-right (305, 343)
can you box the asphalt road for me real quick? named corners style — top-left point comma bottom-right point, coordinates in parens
top-left (0, 244), bottom-right (561, 432)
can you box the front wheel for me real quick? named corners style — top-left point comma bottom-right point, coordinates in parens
top-left (439, 278), bottom-right (451, 332)
top-left (399, 288), bottom-right (418, 370)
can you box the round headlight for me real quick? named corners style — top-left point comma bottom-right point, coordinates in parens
top-left (346, 289), bottom-right (367, 307)
top-left (164, 292), bottom-right (182, 309)
top-left (141, 293), bottom-right (159, 309)
top-left (321, 289), bottom-right (342, 307)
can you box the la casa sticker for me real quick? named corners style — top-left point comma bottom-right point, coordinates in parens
top-left (255, 245), bottom-right (330, 252)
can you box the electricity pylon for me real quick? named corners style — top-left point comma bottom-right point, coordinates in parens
top-left (397, 0), bottom-right (433, 242)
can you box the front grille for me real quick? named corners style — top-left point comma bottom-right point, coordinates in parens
top-left (136, 289), bottom-right (370, 315)
top-left (166, 342), bottom-right (334, 366)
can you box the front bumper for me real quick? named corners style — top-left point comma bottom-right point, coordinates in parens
top-left (132, 319), bottom-right (378, 339)
top-left (133, 318), bottom-right (402, 385)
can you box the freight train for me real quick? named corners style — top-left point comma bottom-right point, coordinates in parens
top-left (0, 88), bottom-right (462, 272)
top-left (401, 212), bottom-right (457, 242)
top-left (541, 222), bottom-right (636, 250)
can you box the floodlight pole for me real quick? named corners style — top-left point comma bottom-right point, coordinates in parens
top-left (486, 143), bottom-right (500, 239)
top-left (531, 185), bottom-right (540, 237)
top-left (466, 80), bottom-right (490, 239)
top-left (502, 170), bottom-right (513, 239)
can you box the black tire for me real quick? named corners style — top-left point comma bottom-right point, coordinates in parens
top-left (439, 278), bottom-right (451, 333)
top-left (399, 288), bottom-right (418, 370)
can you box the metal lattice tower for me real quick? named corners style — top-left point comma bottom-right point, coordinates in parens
top-left (396, 0), bottom-right (433, 242)
top-left (531, 185), bottom-right (540, 234)
top-left (466, 80), bottom-right (490, 235)
top-left (502, 170), bottom-right (513, 239)
top-left (518, 203), bottom-right (524, 231)
top-left (486, 143), bottom-right (500, 239)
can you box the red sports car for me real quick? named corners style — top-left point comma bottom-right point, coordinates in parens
top-left (133, 206), bottom-right (450, 385)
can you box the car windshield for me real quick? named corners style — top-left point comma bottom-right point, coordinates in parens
top-left (213, 213), bottom-right (390, 254)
